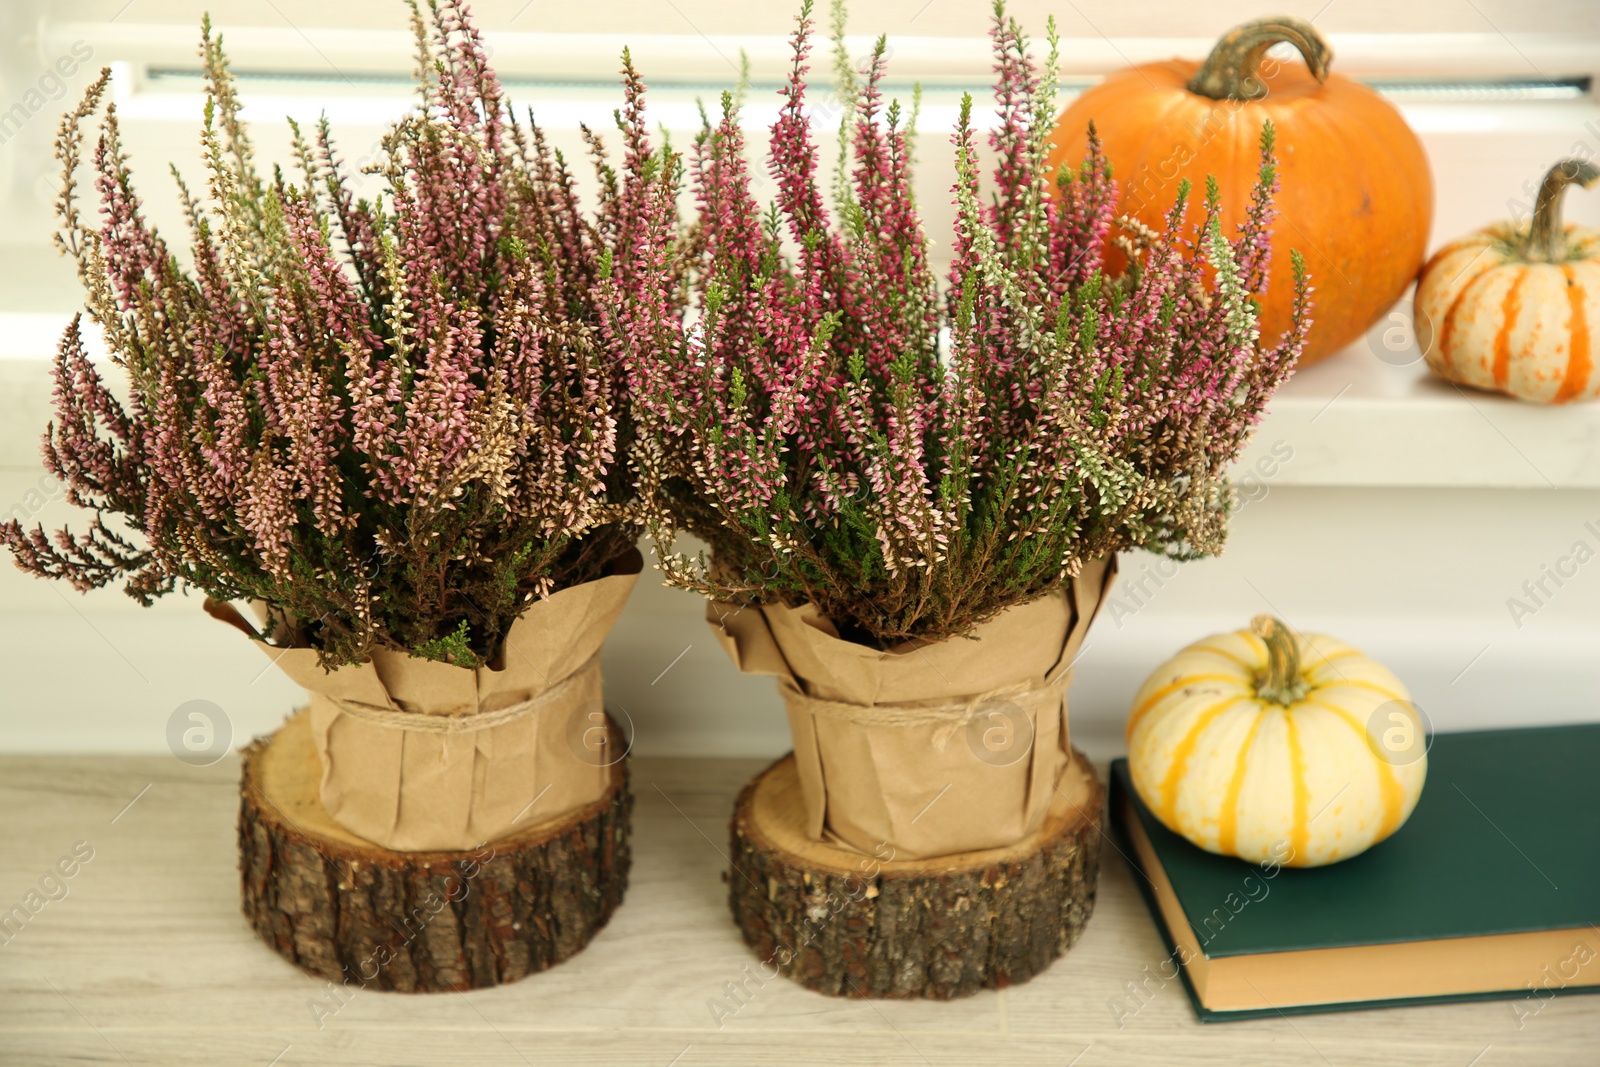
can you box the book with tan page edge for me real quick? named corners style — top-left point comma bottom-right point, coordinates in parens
top-left (1109, 723), bottom-right (1600, 1021)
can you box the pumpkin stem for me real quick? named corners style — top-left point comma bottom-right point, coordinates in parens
top-left (1186, 17), bottom-right (1332, 102)
top-left (1251, 614), bottom-right (1308, 706)
top-left (1525, 158), bottom-right (1600, 263)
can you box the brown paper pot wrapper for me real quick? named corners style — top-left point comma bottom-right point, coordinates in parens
top-left (712, 556), bottom-right (1116, 861)
top-left (212, 551), bottom-right (641, 852)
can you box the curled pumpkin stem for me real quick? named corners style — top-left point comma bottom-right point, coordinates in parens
top-left (1252, 614), bottom-right (1309, 705)
top-left (1187, 16), bottom-right (1332, 101)
top-left (1525, 157), bottom-right (1600, 263)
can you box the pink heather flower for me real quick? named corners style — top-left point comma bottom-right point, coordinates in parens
top-left (633, 0), bottom-right (1310, 646)
top-left (3, 0), bottom-right (677, 667)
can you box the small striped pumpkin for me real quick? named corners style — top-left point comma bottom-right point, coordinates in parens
top-left (1126, 616), bottom-right (1426, 867)
top-left (1415, 158), bottom-right (1599, 404)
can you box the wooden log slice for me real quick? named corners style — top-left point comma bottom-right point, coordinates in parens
top-left (239, 708), bottom-right (630, 992)
top-left (728, 748), bottom-right (1104, 999)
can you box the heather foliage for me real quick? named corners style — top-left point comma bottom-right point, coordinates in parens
top-left (621, 0), bottom-right (1309, 647)
top-left (1, 1), bottom-right (677, 667)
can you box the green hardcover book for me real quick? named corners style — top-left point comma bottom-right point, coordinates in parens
top-left (1109, 723), bottom-right (1600, 1021)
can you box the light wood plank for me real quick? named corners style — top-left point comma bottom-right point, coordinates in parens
top-left (1, 754), bottom-right (1596, 1066)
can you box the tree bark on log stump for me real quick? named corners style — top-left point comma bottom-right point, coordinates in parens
top-left (727, 748), bottom-right (1103, 999)
top-left (239, 708), bottom-right (630, 992)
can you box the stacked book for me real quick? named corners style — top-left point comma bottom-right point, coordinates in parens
top-left (1110, 723), bottom-right (1600, 1020)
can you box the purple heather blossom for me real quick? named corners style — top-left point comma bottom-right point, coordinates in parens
top-left (623, 0), bottom-right (1310, 646)
top-left (1, 0), bottom-right (677, 667)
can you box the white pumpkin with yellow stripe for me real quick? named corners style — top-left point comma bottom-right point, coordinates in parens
top-left (1126, 616), bottom-right (1426, 867)
top-left (1415, 158), bottom-right (1599, 404)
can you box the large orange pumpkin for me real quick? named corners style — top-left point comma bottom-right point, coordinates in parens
top-left (1047, 17), bottom-right (1433, 366)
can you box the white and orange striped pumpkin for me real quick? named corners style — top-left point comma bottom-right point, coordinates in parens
top-left (1415, 158), bottom-right (1599, 404)
top-left (1126, 616), bottom-right (1426, 867)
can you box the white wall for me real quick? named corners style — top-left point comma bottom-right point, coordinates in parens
top-left (3, 480), bottom-right (1595, 760)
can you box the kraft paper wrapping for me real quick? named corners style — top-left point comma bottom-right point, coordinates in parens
top-left (213, 551), bottom-right (640, 852)
top-left (711, 556), bottom-right (1117, 860)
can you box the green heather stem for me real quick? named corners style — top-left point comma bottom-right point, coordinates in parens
top-left (1252, 614), bottom-right (1308, 706)
top-left (1525, 158), bottom-right (1600, 263)
top-left (1186, 16), bottom-right (1332, 102)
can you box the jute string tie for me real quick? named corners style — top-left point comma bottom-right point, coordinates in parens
top-left (325, 653), bottom-right (598, 735)
top-left (790, 668), bottom-right (1071, 750)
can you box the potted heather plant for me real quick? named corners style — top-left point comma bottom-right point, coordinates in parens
top-left (614, 1), bottom-right (1308, 997)
top-left (1, 1), bottom-right (677, 989)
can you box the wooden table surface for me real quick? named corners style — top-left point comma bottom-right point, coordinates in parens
top-left (1, 753), bottom-right (1594, 1066)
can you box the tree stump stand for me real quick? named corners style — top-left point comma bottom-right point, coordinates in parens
top-left (238, 708), bottom-right (630, 992)
top-left (727, 748), bottom-right (1103, 999)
